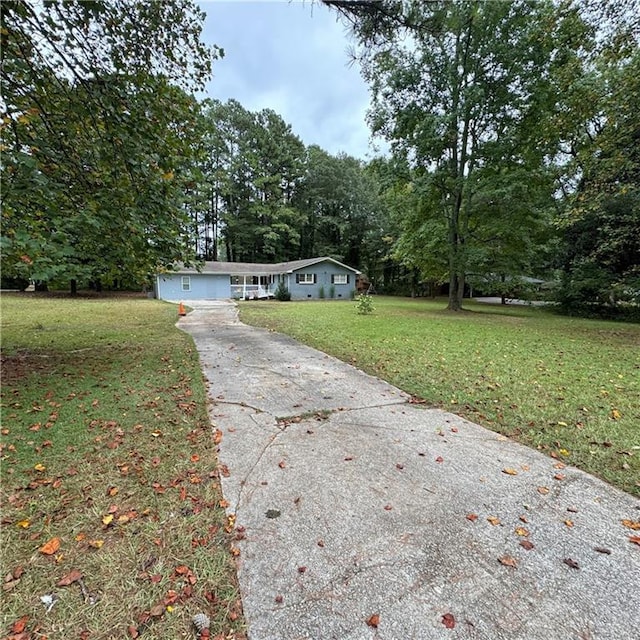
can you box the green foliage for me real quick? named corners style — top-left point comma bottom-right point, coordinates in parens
top-left (274, 279), bottom-right (291, 301)
top-left (327, 0), bottom-right (594, 311)
top-left (329, 284), bottom-right (336, 299)
top-left (195, 100), bottom-right (306, 263)
top-left (0, 0), bottom-right (218, 289)
top-left (318, 284), bottom-right (325, 299)
top-left (355, 293), bottom-right (375, 314)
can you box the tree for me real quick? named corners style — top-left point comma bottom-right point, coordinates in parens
top-left (324, 0), bottom-right (581, 310)
top-left (1, 0), bottom-right (218, 290)
top-left (294, 146), bottom-right (383, 269)
top-left (196, 100), bottom-right (306, 263)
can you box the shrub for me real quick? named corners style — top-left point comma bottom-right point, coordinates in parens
top-left (274, 280), bottom-right (291, 301)
top-left (355, 293), bottom-right (374, 315)
top-left (329, 284), bottom-right (335, 299)
top-left (318, 285), bottom-right (325, 299)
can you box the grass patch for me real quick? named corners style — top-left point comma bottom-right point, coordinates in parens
top-left (239, 296), bottom-right (640, 496)
top-left (1, 295), bottom-right (245, 640)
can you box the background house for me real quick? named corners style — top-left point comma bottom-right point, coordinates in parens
top-left (155, 257), bottom-right (360, 301)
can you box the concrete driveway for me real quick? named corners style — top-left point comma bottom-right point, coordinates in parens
top-left (178, 300), bottom-right (639, 640)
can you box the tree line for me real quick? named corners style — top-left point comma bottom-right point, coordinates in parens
top-left (1, 0), bottom-right (638, 318)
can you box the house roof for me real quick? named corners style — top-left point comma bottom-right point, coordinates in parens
top-left (165, 257), bottom-right (361, 276)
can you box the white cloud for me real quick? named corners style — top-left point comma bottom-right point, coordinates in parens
top-left (199, 0), bottom-right (381, 159)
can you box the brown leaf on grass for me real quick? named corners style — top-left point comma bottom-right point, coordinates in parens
top-left (621, 519), bottom-right (640, 530)
top-left (57, 569), bottom-right (82, 586)
top-left (39, 537), bottom-right (60, 555)
top-left (520, 540), bottom-right (535, 551)
top-left (213, 429), bottom-right (223, 445)
top-left (149, 603), bottom-right (165, 618)
top-left (366, 613), bottom-right (380, 628)
top-left (498, 555), bottom-right (518, 568)
top-left (563, 558), bottom-right (580, 569)
top-left (441, 613), bottom-right (456, 629)
top-left (11, 615), bottom-right (29, 634)
top-left (127, 627), bottom-right (139, 639)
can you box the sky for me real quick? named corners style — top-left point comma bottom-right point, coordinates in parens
top-left (199, 0), bottom-right (381, 160)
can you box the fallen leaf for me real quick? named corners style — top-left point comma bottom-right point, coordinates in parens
top-left (593, 547), bottom-right (611, 554)
top-left (629, 535), bottom-right (640, 546)
top-left (88, 539), bottom-right (104, 549)
top-left (102, 514), bottom-right (114, 526)
top-left (39, 537), bottom-right (60, 555)
top-left (278, 460), bottom-right (286, 469)
top-left (537, 486), bottom-right (550, 495)
top-left (128, 625), bottom-right (140, 638)
top-left (515, 527), bottom-right (530, 537)
top-left (520, 540), bottom-right (535, 550)
top-left (487, 516), bottom-right (501, 526)
top-left (34, 463), bottom-right (46, 472)
top-left (219, 499), bottom-right (230, 509)
top-left (366, 613), bottom-right (380, 628)
top-left (383, 504), bottom-right (393, 511)
top-left (230, 547), bottom-right (240, 557)
top-left (441, 613), bottom-right (456, 629)
top-left (57, 569), bottom-right (83, 586)
top-left (297, 566), bottom-right (307, 573)
top-left (11, 615), bottom-right (29, 634)
top-left (498, 555), bottom-right (518, 568)
top-left (466, 513), bottom-right (478, 522)
top-left (563, 558), bottom-right (580, 569)
top-left (553, 474), bottom-right (565, 481)
top-left (16, 519), bottom-right (30, 529)
top-left (213, 429), bottom-right (223, 445)
top-left (435, 456), bottom-right (444, 463)
top-left (107, 486), bottom-right (119, 497)
top-left (611, 408), bottom-right (621, 420)
top-left (149, 603), bottom-right (165, 618)
top-left (621, 519), bottom-right (640, 530)
top-left (275, 594), bottom-right (283, 604)
top-left (564, 519), bottom-right (574, 528)
top-left (502, 468), bottom-right (518, 476)
top-left (190, 454), bottom-right (200, 462)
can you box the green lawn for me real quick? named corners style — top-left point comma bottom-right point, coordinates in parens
top-left (1, 295), bottom-right (245, 640)
top-left (239, 296), bottom-right (640, 496)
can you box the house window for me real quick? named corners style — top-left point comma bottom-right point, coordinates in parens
top-left (296, 273), bottom-right (316, 284)
top-left (181, 276), bottom-right (191, 292)
top-left (331, 274), bottom-right (349, 285)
